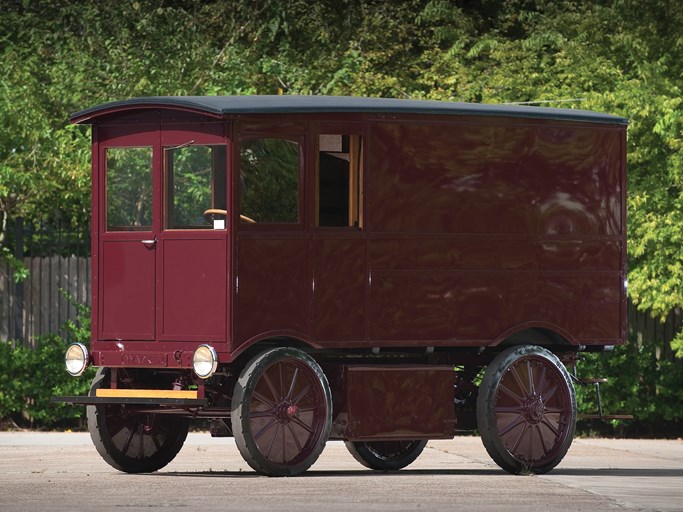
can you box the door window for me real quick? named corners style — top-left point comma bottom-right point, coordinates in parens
top-left (105, 147), bottom-right (153, 231)
top-left (164, 145), bottom-right (227, 229)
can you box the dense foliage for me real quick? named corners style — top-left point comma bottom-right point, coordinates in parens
top-left (576, 344), bottom-right (683, 436)
top-left (0, 0), bottom-right (681, 429)
top-left (0, 298), bottom-right (93, 429)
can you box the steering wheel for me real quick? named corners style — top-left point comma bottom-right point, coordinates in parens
top-left (203, 208), bottom-right (227, 223)
top-left (203, 208), bottom-right (256, 224)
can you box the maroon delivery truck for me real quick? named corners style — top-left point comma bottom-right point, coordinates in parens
top-left (55, 95), bottom-right (627, 476)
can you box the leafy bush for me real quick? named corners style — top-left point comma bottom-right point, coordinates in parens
top-left (0, 301), bottom-right (93, 430)
top-left (575, 340), bottom-right (683, 437)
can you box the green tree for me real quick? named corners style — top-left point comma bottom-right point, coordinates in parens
top-left (0, 0), bottom-right (681, 430)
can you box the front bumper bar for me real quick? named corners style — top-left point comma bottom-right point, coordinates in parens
top-left (52, 396), bottom-right (208, 406)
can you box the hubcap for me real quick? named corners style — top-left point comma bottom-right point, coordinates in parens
top-left (274, 402), bottom-right (301, 423)
top-left (523, 395), bottom-right (546, 424)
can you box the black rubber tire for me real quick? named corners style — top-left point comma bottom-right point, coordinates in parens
top-left (87, 368), bottom-right (190, 473)
top-left (477, 345), bottom-right (577, 475)
top-left (231, 347), bottom-right (333, 476)
top-left (345, 439), bottom-right (428, 471)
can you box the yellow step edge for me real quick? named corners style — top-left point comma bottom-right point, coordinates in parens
top-left (95, 389), bottom-right (198, 399)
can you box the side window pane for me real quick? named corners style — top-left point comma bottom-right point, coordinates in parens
top-left (240, 138), bottom-right (299, 223)
top-left (165, 145), bottom-right (227, 229)
top-left (106, 147), bottom-right (153, 231)
top-left (318, 134), bottom-right (363, 227)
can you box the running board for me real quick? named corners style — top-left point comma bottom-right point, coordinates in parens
top-left (578, 414), bottom-right (634, 420)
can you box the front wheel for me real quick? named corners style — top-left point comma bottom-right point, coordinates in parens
top-left (477, 345), bottom-right (576, 474)
top-left (87, 368), bottom-right (190, 473)
top-left (231, 347), bottom-right (333, 476)
top-left (345, 439), bottom-right (427, 471)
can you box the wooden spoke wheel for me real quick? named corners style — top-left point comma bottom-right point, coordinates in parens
top-left (345, 439), bottom-right (427, 471)
top-left (477, 345), bottom-right (576, 474)
top-left (87, 368), bottom-right (189, 473)
top-left (232, 347), bottom-right (332, 476)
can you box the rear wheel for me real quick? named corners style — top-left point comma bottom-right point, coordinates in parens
top-left (477, 345), bottom-right (576, 474)
top-left (345, 439), bottom-right (427, 471)
top-left (232, 347), bottom-right (332, 476)
top-left (87, 368), bottom-right (190, 473)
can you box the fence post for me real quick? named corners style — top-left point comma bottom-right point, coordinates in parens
top-left (13, 217), bottom-right (25, 343)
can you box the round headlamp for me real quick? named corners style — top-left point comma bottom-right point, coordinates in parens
top-left (193, 344), bottom-right (218, 379)
top-left (65, 343), bottom-right (89, 376)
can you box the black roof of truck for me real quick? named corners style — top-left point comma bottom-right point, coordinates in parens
top-left (70, 95), bottom-right (628, 126)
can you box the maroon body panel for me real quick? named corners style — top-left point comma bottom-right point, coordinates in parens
top-left (367, 120), bottom-right (622, 235)
top-left (328, 365), bottom-right (456, 440)
top-left (364, 119), bottom-right (623, 347)
top-left (157, 233), bottom-right (227, 341)
top-left (234, 235), bottom-right (310, 346)
top-left (313, 235), bottom-right (366, 342)
top-left (99, 237), bottom-right (156, 340)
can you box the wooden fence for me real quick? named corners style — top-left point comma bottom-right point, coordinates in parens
top-left (0, 257), bottom-right (91, 348)
top-left (0, 256), bottom-right (680, 360)
top-left (628, 301), bottom-right (681, 360)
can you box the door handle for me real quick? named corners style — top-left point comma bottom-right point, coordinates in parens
top-left (141, 238), bottom-right (157, 248)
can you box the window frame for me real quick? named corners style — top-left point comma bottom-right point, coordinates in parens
top-left (104, 145), bottom-right (155, 232)
top-left (163, 143), bottom-right (228, 231)
top-left (235, 132), bottom-right (306, 231)
top-left (314, 123), bottom-right (365, 231)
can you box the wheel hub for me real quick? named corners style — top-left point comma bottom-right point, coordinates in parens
top-left (275, 402), bottom-right (300, 423)
top-left (287, 404), bottom-right (300, 419)
top-left (523, 395), bottom-right (546, 424)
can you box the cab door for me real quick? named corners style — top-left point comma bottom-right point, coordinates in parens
top-left (98, 127), bottom-right (158, 341)
top-left (98, 123), bottom-right (228, 343)
top-left (157, 125), bottom-right (228, 342)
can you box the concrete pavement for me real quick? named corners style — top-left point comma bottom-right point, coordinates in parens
top-left (1, 433), bottom-right (681, 511)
